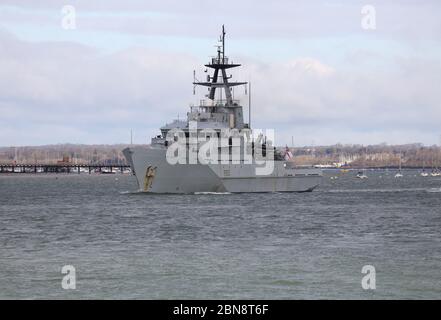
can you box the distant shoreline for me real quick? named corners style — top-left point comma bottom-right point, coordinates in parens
top-left (1, 143), bottom-right (440, 168)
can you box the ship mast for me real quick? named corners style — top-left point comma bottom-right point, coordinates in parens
top-left (193, 25), bottom-right (247, 106)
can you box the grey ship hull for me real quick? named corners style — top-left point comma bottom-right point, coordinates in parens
top-left (123, 146), bottom-right (322, 193)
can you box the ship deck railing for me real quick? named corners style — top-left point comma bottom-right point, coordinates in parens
top-left (190, 99), bottom-right (241, 109)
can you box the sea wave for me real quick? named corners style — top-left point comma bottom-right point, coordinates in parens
top-left (426, 188), bottom-right (441, 193)
top-left (328, 188), bottom-right (427, 193)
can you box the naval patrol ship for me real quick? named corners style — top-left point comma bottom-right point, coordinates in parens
top-left (123, 26), bottom-right (322, 193)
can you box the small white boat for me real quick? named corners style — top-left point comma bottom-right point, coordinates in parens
top-left (356, 171), bottom-right (368, 179)
top-left (431, 171), bottom-right (441, 177)
top-left (395, 154), bottom-right (403, 178)
top-left (100, 168), bottom-right (115, 174)
top-left (79, 167), bottom-right (89, 174)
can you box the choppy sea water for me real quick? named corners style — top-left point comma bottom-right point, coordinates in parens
top-left (0, 169), bottom-right (440, 299)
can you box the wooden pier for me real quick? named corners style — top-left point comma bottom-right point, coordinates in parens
top-left (0, 164), bottom-right (131, 174)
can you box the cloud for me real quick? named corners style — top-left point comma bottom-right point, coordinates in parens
top-left (239, 54), bottom-right (441, 145)
top-left (0, 29), bottom-right (199, 145)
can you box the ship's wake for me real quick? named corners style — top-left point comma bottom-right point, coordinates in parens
top-left (327, 188), bottom-right (428, 193)
top-left (119, 190), bottom-right (145, 195)
top-left (119, 190), bottom-right (232, 195)
top-left (194, 192), bottom-right (232, 195)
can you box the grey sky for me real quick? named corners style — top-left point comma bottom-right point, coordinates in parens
top-left (0, 1), bottom-right (440, 146)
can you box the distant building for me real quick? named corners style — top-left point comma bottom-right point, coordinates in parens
top-left (57, 156), bottom-right (70, 164)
